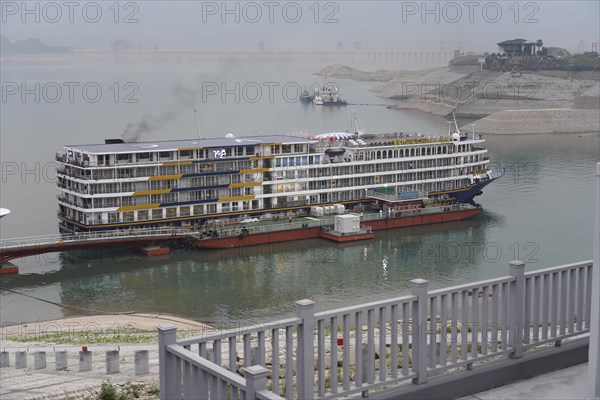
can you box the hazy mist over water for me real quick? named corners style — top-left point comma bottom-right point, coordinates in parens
top-left (0, 1), bottom-right (599, 325)
top-left (1, 1), bottom-right (599, 52)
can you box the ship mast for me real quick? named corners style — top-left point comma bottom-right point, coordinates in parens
top-left (452, 113), bottom-right (461, 135)
top-left (194, 108), bottom-right (203, 140)
top-left (351, 111), bottom-right (359, 135)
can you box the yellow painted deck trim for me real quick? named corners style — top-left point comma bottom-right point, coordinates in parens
top-left (240, 168), bottom-right (269, 174)
top-left (133, 189), bottom-right (172, 196)
top-left (162, 161), bottom-right (193, 166)
top-left (178, 147), bottom-right (203, 151)
top-left (149, 174), bottom-right (182, 181)
top-left (249, 156), bottom-right (275, 160)
top-left (117, 203), bottom-right (161, 211)
top-left (218, 195), bottom-right (255, 202)
top-left (229, 182), bottom-right (262, 188)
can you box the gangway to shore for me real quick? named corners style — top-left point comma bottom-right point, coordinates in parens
top-left (0, 228), bottom-right (190, 264)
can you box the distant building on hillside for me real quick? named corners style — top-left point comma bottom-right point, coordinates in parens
top-left (497, 39), bottom-right (536, 56)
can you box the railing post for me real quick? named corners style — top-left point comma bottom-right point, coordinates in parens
top-left (296, 299), bottom-right (316, 400)
top-left (588, 162), bottom-right (600, 400)
top-left (245, 365), bottom-right (268, 399)
top-left (508, 260), bottom-right (525, 359)
top-left (158, 325), bottom-right (178, 400)
top-left (411, 278), bottom-right (429, 384)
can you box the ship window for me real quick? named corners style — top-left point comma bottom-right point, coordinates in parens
top-left (427, 148), bottom-right (431, 156)
top-left (276, 158), bottom-right (281, 167)
top-left (377, 151), bottom-right (381, 159)
top-left (193, 205), bottom-right (204, 215)
top-left (117, 153), bottom-right (132, 163)
top-left (302, 156), bottom-right (308, 165)
top-left (410, 148), bottom-right (415, 157)
top-left (443, 146), bottom-right (447, 154)
top-left (179, 150), bottom-right (192, 159)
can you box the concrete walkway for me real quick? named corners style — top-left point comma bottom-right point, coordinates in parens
top-left (0, 345), bottom-right (160, 399)
top-left (458, 362), bottom-right (589, 400)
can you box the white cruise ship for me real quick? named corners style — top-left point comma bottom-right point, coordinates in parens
top-left (56, 126), bottom-right (502, 233)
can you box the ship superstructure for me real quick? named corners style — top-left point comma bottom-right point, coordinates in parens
top-left (56, 127), bottom-right (501, 232)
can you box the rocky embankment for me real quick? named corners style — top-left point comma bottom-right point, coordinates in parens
top-left (317, 64), bottom-right (600, 134)
top-left (462, 109), bottom-right (600, 135)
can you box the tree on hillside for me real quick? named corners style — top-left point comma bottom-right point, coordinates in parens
top-left (536, 39), bottom-right (544, 54)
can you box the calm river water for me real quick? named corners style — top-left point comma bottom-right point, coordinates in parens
top-left (1, 56), bottom-right (598, 326)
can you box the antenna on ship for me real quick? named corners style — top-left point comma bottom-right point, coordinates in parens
top-left (351, 110), bottom-right (359, 134)
top-left (447, 120), bottom-right (453, 136)
top-left (452, 113), bottom-right (461, 135)
top-left (194, 108), bottom-right (203, 140)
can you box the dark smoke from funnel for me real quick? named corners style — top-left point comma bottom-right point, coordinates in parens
top-left (121, 82), bottom-right (200, 142)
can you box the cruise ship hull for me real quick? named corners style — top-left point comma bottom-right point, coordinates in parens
top-left (195, 206), bottom-right (480, 249)
top-left (429, 178), bottom-right (496, 203)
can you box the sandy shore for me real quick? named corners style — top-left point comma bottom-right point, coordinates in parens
top-left (1, 313), bottom-right (214, 344)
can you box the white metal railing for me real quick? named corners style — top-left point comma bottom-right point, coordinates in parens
top-left (158, 259), bottom-right (594, 400)
top-left (0, 228), bottom-right (189, 250)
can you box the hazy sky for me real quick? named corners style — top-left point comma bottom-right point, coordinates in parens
top-left (1, 1), bottom-right (599, 52)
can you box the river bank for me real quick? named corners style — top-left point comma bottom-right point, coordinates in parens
top-left (0, 313), bottom-right (214, 399)
top-left (0, 313), bottom-right (214, 345)
top-left (317, 64), bottom-right (600, 134)
top-left (462, 109), bottom-right (600, 135)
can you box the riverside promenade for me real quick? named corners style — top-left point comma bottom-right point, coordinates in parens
top-left (0, 314), bottom-right (212, 399)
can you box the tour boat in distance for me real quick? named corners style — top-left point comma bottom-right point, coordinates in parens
top-left (55, 115), bottom-right (503, 234)
top-left (0, 208), bottom-right (10, 219)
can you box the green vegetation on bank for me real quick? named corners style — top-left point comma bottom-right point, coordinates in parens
top-left (5, 327), bottom-right (156, 345)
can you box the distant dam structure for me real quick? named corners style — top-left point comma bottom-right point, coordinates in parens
top-left (66, 50), bottom-right (456, 69)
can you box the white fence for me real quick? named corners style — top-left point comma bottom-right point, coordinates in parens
top-left (158, 259), bottom-right (594, 399)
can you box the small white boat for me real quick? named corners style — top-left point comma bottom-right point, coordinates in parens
top-left (0, 208), bottom-right (10, 219)
top-left (313, 95), bottom-right (323, 105)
